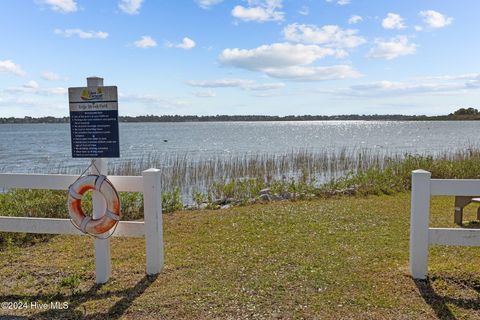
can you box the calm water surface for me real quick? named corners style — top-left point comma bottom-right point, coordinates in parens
top-left (0, 121), bottom-right (478, 173)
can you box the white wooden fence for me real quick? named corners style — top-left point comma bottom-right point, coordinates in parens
top-left (410, 169), bottom-right (480, 279)
top-left (0, 168), bottom-right (163, 283)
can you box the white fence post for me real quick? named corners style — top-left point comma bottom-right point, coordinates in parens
top-left (409, 169), bottom-right (431, 280)
top-left (142, 168), bottom-right (164, 275)
top-left (90, 157), bottom-right (111, 284)
top-left (87, 76), bottom-right (112, 284)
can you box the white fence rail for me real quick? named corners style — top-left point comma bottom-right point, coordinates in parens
top-left (0, 217), bottom-right (145, 237)
top-left (0, 168), bottom-right (163, 283)
top-left (0, 173), bottom-right (143, 192)
top-left (410, 170), bottom-right (480, 279)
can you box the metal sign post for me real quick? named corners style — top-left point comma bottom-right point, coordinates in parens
top-left (68, 76), bottom-right (120, 283)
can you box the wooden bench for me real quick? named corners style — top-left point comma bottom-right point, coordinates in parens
top-left (454, 196), bottom-right (480, 225)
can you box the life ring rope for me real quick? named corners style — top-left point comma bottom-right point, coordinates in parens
top-left (69, 189), bottom-right (83, 200)
top-left (79, 216), bottom-right (91, 232)
top-left (94, 175), bottom-right (105, 191)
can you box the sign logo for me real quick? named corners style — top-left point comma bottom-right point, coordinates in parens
top-left (80, 87), bottom-right (104, 101)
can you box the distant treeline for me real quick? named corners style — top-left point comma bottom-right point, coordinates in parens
top-left (1, 108), bottom-right (479, 124)
top-left (120, 114), bottom-right (432, 122)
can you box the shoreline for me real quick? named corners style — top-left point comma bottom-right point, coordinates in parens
top-left (2, 119), bottom-right (480, 124)
top-left (3, 111), bottom-right (480, 124)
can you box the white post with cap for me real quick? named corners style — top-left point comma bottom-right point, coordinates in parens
top-left (87, 76), bottom-right (112, 284)
top-left (409, 169), bottom-right (431, 280)
top-left (142, 168), bottom-right (164, 275)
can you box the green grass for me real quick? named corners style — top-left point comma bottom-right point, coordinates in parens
top-left (0, 194), bottom-right (479, 319)
top-left (0, 190), bottom-right (145, 248)
top-left (4, 151), bottom-right (480, 247)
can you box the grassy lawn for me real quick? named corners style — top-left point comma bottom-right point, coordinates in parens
top-left (0, 193), bottom-right (480, 319)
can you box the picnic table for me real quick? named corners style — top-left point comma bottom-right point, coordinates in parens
top-left (454, 196), bottom-right (480, 225)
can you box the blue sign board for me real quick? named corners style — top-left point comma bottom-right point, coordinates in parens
top-left (68, 86), bottom-right (120, 158)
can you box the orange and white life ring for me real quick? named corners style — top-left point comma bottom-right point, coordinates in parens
top-left (67, 175), bottom-right (120, 235)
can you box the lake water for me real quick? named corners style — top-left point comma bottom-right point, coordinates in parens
top-left (0, 121), bottom-right (479, 173)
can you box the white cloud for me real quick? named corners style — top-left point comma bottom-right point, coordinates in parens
top-left (350, 81), bottom-right (455, 96)
top-left (250, 91), bottom-right (290, 98)
top-left (120, 93), bottom-right (190, 108)
top-left (118, 0), bottom-right (144, 15)
top-left (420, 10), bottom-right (453, 28)
top-left (220, 43), bottom-right (336, 70)
top-left (48, 88), bottom-right (66, 95)
top-left (382, 13), bottom-right (406, 30)
top-left (348, 15), bottom-right (363, 24)
top-left (367, 36), bottom-right (417, 60)
top-left (298, 6), bottom-right (309, 16)
top-left (316, 74), bottom-right (480, 99)
top-left (41, 71), bottom-right (66, 81)
top-left (166, 37), bottom-right (196, 50)
top-left (422, 73), bottom-right (480, 81)
top-left (232, 0), bottom-right (284, 22)
top-left (54, 29), bottom-right (109, 39)
top-left (133, 36), bottom-right (157, 48)
top-left (187, 78), bottom-right (254, 88)
top-left (187, 78), bottom-right (285, 90)
top-left (283, 23), bottom-right (366, 49)
top-left (263, 65), bottom-right (360, 81)
top-left (248, 82), bottom-right (286, 90)
top-left (219, 43), bottom-right (361, 81)
top-left (194, 90), bottom-right (216, 97)
top-left (36, 0), bottom-right (78, 13)
top-left (196, 0), bottom-right (223, 9)
top-left (5, 81), bottom-right (67, 96)
top-left (0, 60), bottom-right (26, 77)
top-left (326, 0), bottom-right (350, 5)
top-left (0, 97), bottom-right (65, 117)
top-left (414, 25), bottom-right (423, 32)
top-left (23, 80), bottom-right (40, 89)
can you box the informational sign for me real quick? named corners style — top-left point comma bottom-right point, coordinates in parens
top-left (69, 86), bottom-right (120, 158)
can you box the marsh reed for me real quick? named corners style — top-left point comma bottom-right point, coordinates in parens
top-left (34, 146), bottom-right (480, 203)
top-left (106, 148), bottom-right (421, 193)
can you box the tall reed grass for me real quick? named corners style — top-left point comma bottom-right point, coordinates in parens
top-left (41, 146), bottom-right (479, 202)
top-left (0, 146), bottom-right (476, 204)
top-left (108, 148), bottom-right (403, 192)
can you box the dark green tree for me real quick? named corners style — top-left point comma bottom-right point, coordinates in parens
top-left (452, 107), bottom-right (479, 116)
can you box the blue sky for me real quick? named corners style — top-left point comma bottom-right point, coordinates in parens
top-left (0, 0), bottom-right (479, 117)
